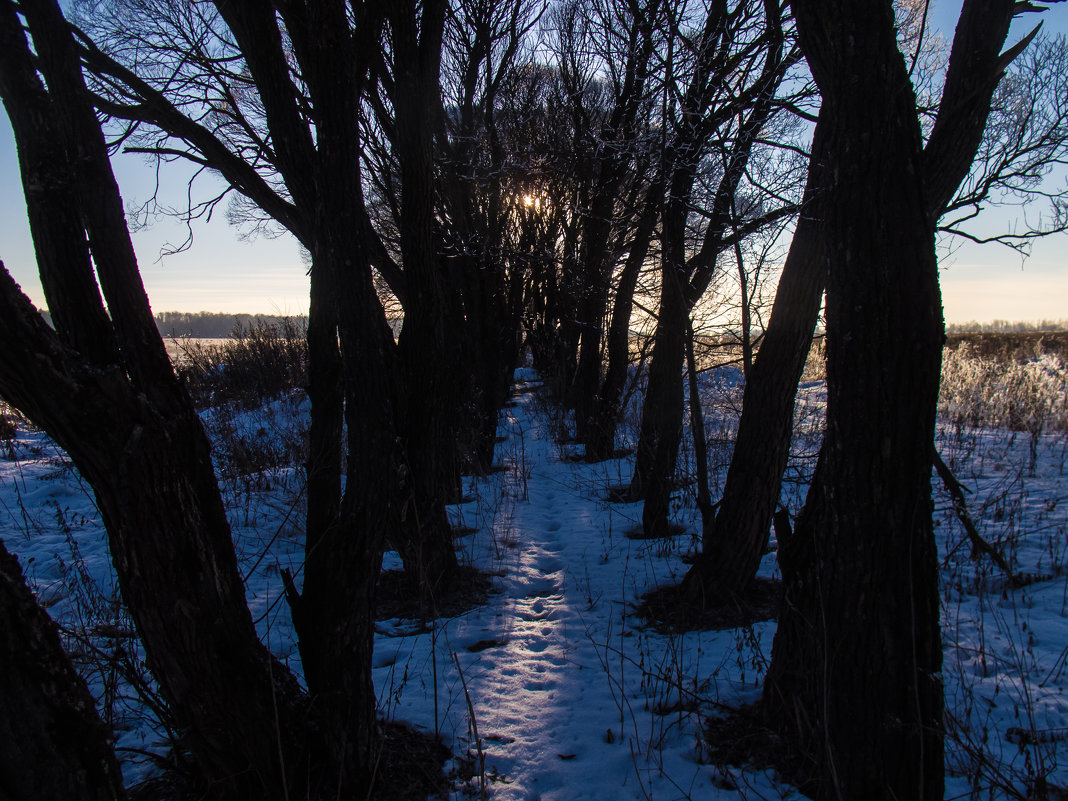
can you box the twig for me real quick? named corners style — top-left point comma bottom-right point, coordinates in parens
top-left (1006, 726), bottom-right (1068, 746)
top-left (452, 652), bottom-right (486, 800)
top-left (932, 448), bottom-right (1022, 587)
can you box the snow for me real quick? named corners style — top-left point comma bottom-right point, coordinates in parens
top-left (1, 364), bottom-right (1066, 799)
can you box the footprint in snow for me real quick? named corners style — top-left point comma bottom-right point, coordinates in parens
top-left (524, 638), bottom-right (549, 654)
top-left (536, 556), bottom-right (564, 574)
top-left (523, 578), bottom-right (561, 598)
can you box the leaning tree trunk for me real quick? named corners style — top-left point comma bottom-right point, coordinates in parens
top-left (0, 265), bottom-right (306, 800)
top-left (0, 4), bottom-right (304, 796)
top-left (0, 541), bottom-right (126, 801)
top-left (680, 113), bottom-right (830, 604)
top-left (761, 3), bottom-right (944, 797)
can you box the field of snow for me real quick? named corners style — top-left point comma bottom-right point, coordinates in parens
top-left (1, 362), bottom-right (1065, 799)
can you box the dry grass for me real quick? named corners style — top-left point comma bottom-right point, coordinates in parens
top-left (174, 317), bottom-right (307, 409)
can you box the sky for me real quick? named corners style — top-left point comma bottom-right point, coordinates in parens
top-left (1, 1), bottom-right (1066, 322)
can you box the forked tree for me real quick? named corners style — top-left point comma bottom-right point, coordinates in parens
top-left (551, 0), bottom-right (664, 461)
top-left (682, 0), bottom-right (1066, 606)
top-left (433, 0), bottom-right (543, 472)
top-left (628, 0), bottom-right (799, 538)
top-left (0, 0), bottom-right (307, 795)
top-left (79, 0), bottom-right (472, 600)
top-left (0, 0), bottom-right (398, 796)
top-left (759, 0), bottom-right (1061, 797)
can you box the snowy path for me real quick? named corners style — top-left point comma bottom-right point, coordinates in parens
top-left (5, 364), bottom-right (1067, 798)
top-left (373, 371), bottom-right (784, 800)
top-left (449, 394), bottom-right (614, 800)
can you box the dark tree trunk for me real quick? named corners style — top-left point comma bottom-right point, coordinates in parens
top-left (686, 319), bottom-right (713, 521)
top-left (761, 4), bottom-right (946, 797)
top-left (570, 0), bottom-right (661, 458)
top-left (627, 2), bottom-right (789, 536)
top-left (629, 190), bottom-right (690, 535)
top-left (733, 230), bottom-right (753, 382)
top-left (296, 251), bottom-right (395, 798)
top-left (0, 541), bottom-right (126, 801)
top-left (304, 259), bottom-right (344, 561)
top-left (0, 5), bottom-right (304, 796)
top-left (0, 264), bottom-right (305, 800)
top-left (453, 245), bottom-right (517, 476)
top-left (390, 1), bottom-right (462, 600)
top-left (546, 185), bottom-right (587, 396)
top-left (217, 2), bottom-right (398, 793)
top-left (586, 177), bottom-right (662, 462)
top-left (681, 113), bottom-right (830, 603)
top-left (683, 0), bottom-right (1036, 610)
top-left (572, 186), bottom-right (621, 451)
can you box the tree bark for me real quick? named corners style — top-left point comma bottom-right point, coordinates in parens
top-left (0, 4), bottom-right (305, 796)
top-left (390, 1), bottom-right (462, 600)
top-left (586, 175), bottom-right (663, 461)
top-left (627, 1), bottom-right (790, 538)
top-left (0, 264), bottom-right (305, 800)
top-left (761, 3), bottom-right (947, 797)
top-left (630, 190), bottom-right (690, 535)
top-left (272, 4), bottom-right (397, 792)
top-left (0, 541), bottom-right (126, 801)
top-left (572, 184), bottom-right (622, 453)
top-left (684, 0), bottom-right (1035, 606)
top-left (681, 112), bottom-right (830, 603)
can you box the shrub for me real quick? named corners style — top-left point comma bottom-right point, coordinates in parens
top-left (939, 348), bottom-right (1068, 435)
top-left (175, 317), bottom-right (308, 409)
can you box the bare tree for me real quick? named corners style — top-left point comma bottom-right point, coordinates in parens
top-left (760, 1), bottom-right (1059, 797)
top-left (434, 0), bottom-right (543, 472)
top-left (627, 0), bottom-right (801, 540)
top-left (0, 1), bottom-right (307, 794)
top-left (545, 0), bottom-right (666, 461)
top-left (682, 0), bottom-right (1068, 607)
top-left (81, 0), bottom-right (472, 606)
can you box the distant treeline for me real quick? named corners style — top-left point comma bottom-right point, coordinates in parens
top-left (154, 311), bottom-right (308, 339)
top-left (946, 319), bottom-right (1068, 334)
top-left (945, 329), bottom-right (1068, 362)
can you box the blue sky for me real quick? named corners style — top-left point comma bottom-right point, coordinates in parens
top-left (0, 121), bottom-right (307, 314)
top-left (1, 1), bottom-right (1066, 321)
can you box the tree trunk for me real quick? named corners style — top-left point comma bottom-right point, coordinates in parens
top-left (0, 541), bottom-right (126, 801)
top-left (686, 318), bottom-right (713, 522)
top-left (304, 260), bottom-right (344, 563)
top-left (572, 185), bottom-right (621, 453)
top-left (682, 0), bottom-right (1029, 606)
top-left (681, 112), bottom-right (830, 604)
top-left (627, 2), bottom-right (788, 532)
top-left (0, 266), bottom-right (306, 799)
top-left (586, 177), bottom-right (662, 462)
top-left (455, 248), bottom-right (517, 476)
top-left (761, 4), bottom-right (944, 797)
top-left (390, 2), bottom-right (462, 600)
top-left (295, 244), bottom-right (393, 797)
top-left (0, 5), bottom-right (304, 795)
top-left (629, 192), bottom-right (690, 536)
